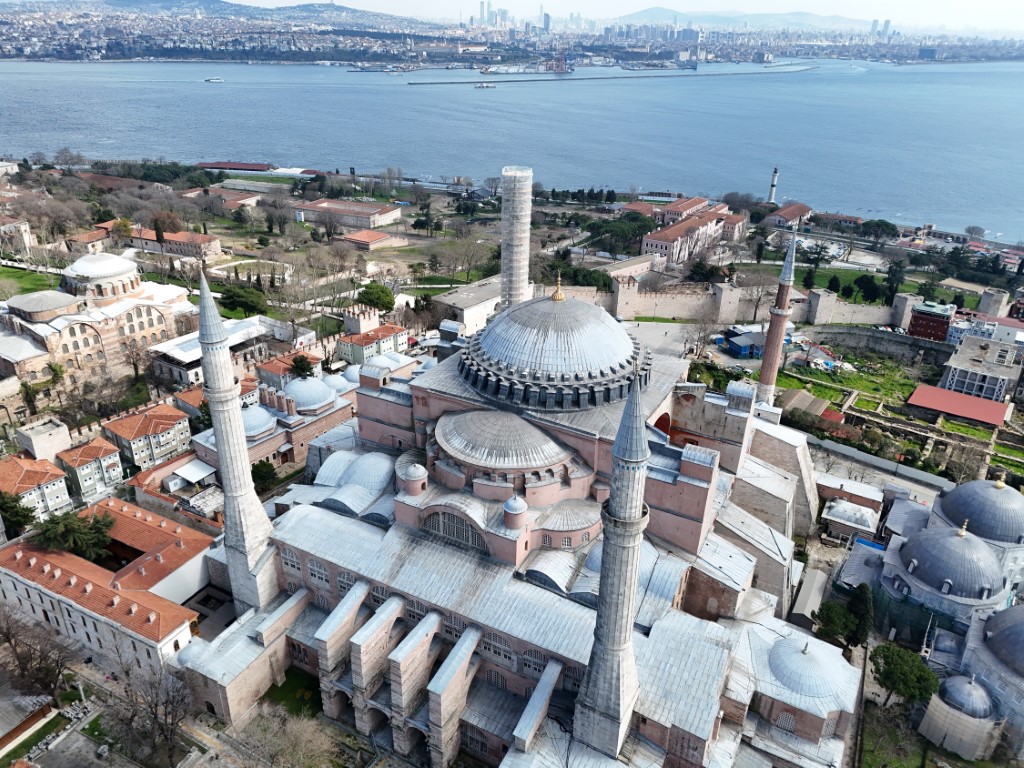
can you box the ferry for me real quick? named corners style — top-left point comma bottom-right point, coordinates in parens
top-left (204, 77), bottom-right (224, 83)
top-left (475, 83), bottom-right (496, 89)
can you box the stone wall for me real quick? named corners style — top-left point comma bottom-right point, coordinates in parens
top-left (804, 325), bottom-right (954, 365)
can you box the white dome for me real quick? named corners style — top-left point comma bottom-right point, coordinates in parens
top-left (64, 252), bottom-right (138, 281)
top-left (503, 495), bottom-right (528, 515)
top-left (406, 463), bottom-right (427, 480)
top-left (240, 404), bottom-right (277, 439)
top-left (322, 373), bottom-right (357, 395)
top-left (768, 637), bottom-right (841, 698)
top-left (340, 452), bottom-right (396, 493)
top-left (283, 376), bottom-right (336, 413)
top-left (364, 355), bottom-right (396, 371)
top-left (343, 365), bottom-right (362, 382)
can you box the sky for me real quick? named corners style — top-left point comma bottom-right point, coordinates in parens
top-left (230, 1), bottom-right (1024, 33)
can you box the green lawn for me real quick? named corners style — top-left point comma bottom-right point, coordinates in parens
top-left (310, 315), bottom-right (344, 337)
top-left (224, 173), bottom-right (294, 185)
top-left (82, 713), bottom-right (106, 742)
top-left (117, 379), bottom-right (151, 410)
top-left (2, 714), bottom-right (71, 767)
top-left (994, 443), bottom-right (1024, 461)
top-left (0, 265), bottom-right (59, 292)
top-left (783, 358), bottom-right (918, 402)
top-left (855, 397), bottom-right (879, 411)
top-left (943, 420), bottom-right (994, 441)
top-left (416, 275), bottom-right (470, 286)
top-left (991, 455), bottom-right (1024, 475)
top-left (261, 668), bottom-right (323, 716)
top-left (405, 287), bottom-right (450, 298)
top-left (634, 316), bottom-right (685, 324)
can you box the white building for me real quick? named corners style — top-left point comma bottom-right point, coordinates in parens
top-left (102, 404), bottom-right (192, 470)
top-left (939, 335), bottom-right (1023, 403)
top-left (56, 437), bottom-right (124, 504)
top-left (14, 417), bottom-right (72, 463)
top-left (0, 454), bottom-right (72, 520)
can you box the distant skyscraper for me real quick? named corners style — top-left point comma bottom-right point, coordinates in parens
top-left (870, 19), bottom-right (879, 36)
top-left (479, 1), bottom-right (484, 26)
top-left (882, 19), bottom-right (891, 36)
top-left (543, 12), bottom-right (551, 32)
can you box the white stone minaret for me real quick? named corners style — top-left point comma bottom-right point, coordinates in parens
top-left (768, 166), bottom-right (779, 205)
top-left (574, 373), bottom-right (650, 758)
top-left (198, 275), bottom-right (277, 615)
top-left (500, 166), bottom-right (533, 309)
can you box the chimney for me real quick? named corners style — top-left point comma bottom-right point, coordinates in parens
top-left (42, 563), bottom-right (51, 574)
top-left (138, 565), bottom-right (146, 575)
top-left (84, 582), bottom-right (92, 593)
top-left (148, 611), bottom-right (157, 623)
top-left (174, 525), bottom-right (181, 533)
top-left (276, 390), bottom-right (287, 412)
top-left (155, 553), bottom-right (163, 563)
top-left (129, 603), bottom-right (138, 615)
top-left (159, 520), bottom-right (166, 528)
top-left (69, 574), bottom-right (77, 586)
top-left (286, 397), bottom-right (296, 416)
top-left (176, 539), bottom-right (184, 548)
top-left (111, 595), bottom-right (120, 606)
top-left (28, 557), bottom-right (36, 567)
top-left (53, 568), bottom-right (61, 579)
top-left (13, 551), bottom-right (21, 560)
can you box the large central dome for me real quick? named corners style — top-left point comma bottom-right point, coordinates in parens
top-left (458, 294), bottom-right (650, 411)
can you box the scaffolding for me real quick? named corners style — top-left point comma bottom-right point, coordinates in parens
top-left (500, 166), bottom-right (532, 309)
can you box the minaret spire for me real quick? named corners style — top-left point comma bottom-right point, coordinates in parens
top-left (198, 275), bottom-right (276, 615)
top-left (574, 373), bottom-right (650, 757)
top-left (756, 225), bottom-right (797, 405)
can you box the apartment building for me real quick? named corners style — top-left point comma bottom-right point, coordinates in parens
top-left (102, 404), bottom-right (192, 470)
top-left (0, 454), bottom-right (72, 520)
top-left (56, 437), bottom-right (124, 504)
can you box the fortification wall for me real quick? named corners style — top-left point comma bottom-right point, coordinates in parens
top-left (612, 278), bottom-right (717, 320)
top-left (804, 325), bottom-right (954, 365)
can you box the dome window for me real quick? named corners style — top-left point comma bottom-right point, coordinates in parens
top-left (941, 579), bottom-right (952, 595)
top-left (981, 586), bottom-right (992, 600)
top-left (907, 558), bottom-right (917, 574)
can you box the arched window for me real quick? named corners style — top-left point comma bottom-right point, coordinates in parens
top-left (281, 548), bottom-right (301, 573)
top-left (61, 344), bottom-right (68, 354)
top-left (444, 614), bottom-right (466, 640)
top-left (941, 579), bottom-right (952, 595)
top-left (562, 536), bottom-right (572, 549)
top-left (582, 532), bottom-right (590, 543)
top-left (128, 324), bottom-right (135, 334)
top-left (314, 593), bottom-right (331, 610)
top-left (308, 559), bottom-right (329, 587)
top-left (97, 351), bottom-right (105, 361)
top-left (69, 327), bottom-right (76, 338)
top-left (371, 585), bottom-right (389, 606)
top-left (148, 318), bottom-right (154, 328)
top-left (542, 534), bottom-right (552, 547)
top-left (337, 571), bottom-right (355, 595)
top-left (85, 354), bottom-right (93, 363)
top-left (563, 666), bottom-right (582, 691)
top-left (461, 724), bottom-right (489, 756)
top-left (151, 333), bottom-right (157, 343)
top-left (481, 632), bottom-right (513, 665)
top-left (83, 337), bottom-right (90, 348)
top-left (775, 712), bottom-right (796, 733)
top-left (485, 669), bottom-right (508, 690)
top-left (907, 559), bottom-right (917, 575)
top-left (73, 341), bottom-right (80, 351)
top-left (424, 511), bottom-right (487, 553)
top-left (522, 649), bottom-right (547, 678)
top-left (118, 327), bottom-right (125, 337)
top-left (822, 717), bottom-right (838, 739)
top-left (407, 600), bottom-right (428, 622)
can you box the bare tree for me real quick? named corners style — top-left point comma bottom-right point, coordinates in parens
top-left (0, 279), bottom-right (20, 301)
top-left (239, 702), bottom-right (338, 768)
top-left (483, 177), bottom-right (502, 197)
top-left (0, 603), bottom-right (76, 697)
top-left (943, 443), bottom-right (987, 485)
top-left (123, 339), bottom-right (151, 380)
top-left (320, 211), bottom-right (344, 240)
top-left (685, 304), bottom-right (722, 360)
top-left (739, 274), bottom-right (777, 323)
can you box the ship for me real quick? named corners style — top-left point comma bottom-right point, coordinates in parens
top-left (475, 83), bottom-right (496, 89)
top-left (204, 77), bottom-right (224, 83)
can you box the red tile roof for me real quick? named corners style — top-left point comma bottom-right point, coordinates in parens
top-left (643, 210), bottom-right (722, 243)
top-left (339, 323), bottom-right (407, 348)
top-left (770, 203), bottom-right (813, 222)
top-left (103, 404), bottom-right (188, 441)
top-left (0, 455), bottom-right (65, 495)
top-left (67, 229), bottom-right (109, 244)
top-left (174, 376), bottom-right (257, 409)
top-left (907, 384), bottom-right (1009, 427)
top-left (342, 229), bottom-right (391, 245)
top-left (55, 437), bottom-right (119, 469)
top-left (257, 352), bottom-right (323, 377)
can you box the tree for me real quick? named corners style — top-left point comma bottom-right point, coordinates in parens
top-left (0, 491), bottom-right (36, 540)
top-left (34, 510), bottom-right (114, 561)
top-left (883, 256), bottom-right (906, 305)
top-left (845, 582), bottom-right (874, 647)
top-left (220, 284), bottom-right (268, 317)
top-left (53, 146), bottom-right (85, 172)
top-left (811, 600), bottom-right (855, 643)
top-left (840, 284), bottom-right (855, 300)
top-left (239, 702), bottom-right (338, 768)
top-left (483, 177), bottom-right (501, 197)
top-left (919, 275), bottom-right (941, 302)
top-left (0, 603), bottom-right (75, 697)
top-left (739, 275), bottom-right (776, 322)
top-left (859, 219), bottom-right (899, 251)
top-left (289, 354), bottom-right (314, 378)
top-left (827, 275), bottom-right (842, 292)
top-left (19, 381), bottom-right (37, 417)
top-left (357, 282), bottom-right (395, 312)
top-left (123, 339), bottom-right (151, 380)
top-left (869, 643), bottom-right (938, 706)
top-left (965, 225), bottom-right (986, 239)
top-left (801, 270), bottom-right (816, 290)
top-left (252, 459), bottom-right (278, 494)
top-left (951, 292), bottom-right (966, 309)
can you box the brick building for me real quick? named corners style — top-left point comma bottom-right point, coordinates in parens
top-left (908, 301), bottom-right (957, 342)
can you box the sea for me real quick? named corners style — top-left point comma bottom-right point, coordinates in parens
top-left (1, 58), bottom-right (1022, 239)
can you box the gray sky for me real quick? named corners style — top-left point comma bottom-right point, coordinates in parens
top-left (234, 1), bottom-right (1023, 32)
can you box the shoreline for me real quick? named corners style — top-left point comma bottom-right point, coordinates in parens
top-left (409, 66), bottom-right (818, 86)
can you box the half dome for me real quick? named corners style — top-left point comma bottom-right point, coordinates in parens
top-left (434, 411), bottom-right (572, 470)
top-left (899, 527), bottom-right (1003, 598)
top-left (937, 478), bottom-right (1024, 543)
top-left (938, 676), bottom-right (995, 719)
top-left (458, 295), bottom-right (650, 411)
top-left (985, 604), bottom-right (1024, 677)
top-left (283, 376), bottom-right (336, 413)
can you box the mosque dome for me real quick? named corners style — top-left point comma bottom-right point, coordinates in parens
top-left (283, 376), bottom-right (336, 413)
top-left (343, 365), bottom-right (362, 383)
top-left (240, 404), bottom-right (277, 439)
top-left (938, 676), bottom-right (996, 719)
top-left (365, 355), bottom-right (396, 370)
top-left (322, 373), bottom-right (357, 395)
top-left (503, 495), bottom-right (528, 516)
top-left (64, 252), bottom-right (138, 281)
top-left (937, 477), bottom-right (1024, 543)
top-left (458, 294), bottom-right (650, 411)
top-left (768, 637), bottom-right (842, 698)
top-left (899, 526), bottom-right (1003, 599)
top-left (984, 604), bottom-right (1024, 677)
top-left (435, 411), bottom-right (572, 470)
top-left (406, 463), bottom-right (427, 480)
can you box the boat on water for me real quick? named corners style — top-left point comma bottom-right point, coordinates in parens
top-left (475, 83), bottom-right (496, 89)
top-left (204, 77), bottom-right (224, 83)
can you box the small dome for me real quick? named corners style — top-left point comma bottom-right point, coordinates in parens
top-left (435, 411), bottom-right (572, 470)
top-left (322, 373), bottom-right (357, 394)
top-left (768, 637), bottom-right (841, 698)
top-left (900, 527), bottom-right (1003, 598)
top-left (283, 376), bottom-right (336, 413)
top-left (937, 478), bottom-right (1024, 543)
top-left (340, 452), bottom-right (396, 492)
top-left (985, 604), bottom-right (1024, 676)
top-left (406, 463), bottom-right (427, 480)
top-left (240, 404), bottom-right (277, 438)
top-left (939, 676), bottom-right (995, 719)
top-left (503, 495), bottom-right (528, 515)
top-left (365, 355), bottom-right (396, 370)
top-left (64, 251), bottom-right (138, 281)
top-left (934, 633), bottom-right (961, 654)
top-left (342, 365), bottom-right (362, 382)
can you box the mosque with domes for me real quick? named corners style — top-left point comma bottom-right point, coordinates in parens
top-left (0, 250), bottom-right (193, 388)
top-left (177, 168), bottom-right (866, 768)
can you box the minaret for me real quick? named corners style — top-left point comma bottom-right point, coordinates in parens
top-left (198, 275), bottom-right (276, 615)
top-left (768, 166), bottom-right (779, 204)
top-left (756, 226), bottom-right (797, 405)
top-left (500, 165), bottom-right (533, 309)
top-left (574, 373), bottom-right (650, 758)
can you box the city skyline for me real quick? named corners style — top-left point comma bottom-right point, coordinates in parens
top-left (218, 0), bottom-right (1024, 34)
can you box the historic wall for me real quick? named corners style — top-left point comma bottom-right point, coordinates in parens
top-left (804, 325), bottom-right (954, 365)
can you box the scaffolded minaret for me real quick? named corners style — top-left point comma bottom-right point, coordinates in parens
top-left (500, 165), bottom-right (533, 309)
top-left (756, 226), bottom-right (797, 405)
top-left (198, 275), bottom-right (276, 615)
top-left (574, 373), bottom-right (650, 758)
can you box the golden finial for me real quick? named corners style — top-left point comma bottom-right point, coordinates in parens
top-left (551, 271), bottom-right (565, 302)
top-left (958, 519), bottom-right (969, 537)
top-left (995, 472), bottom-right (1006, 490)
